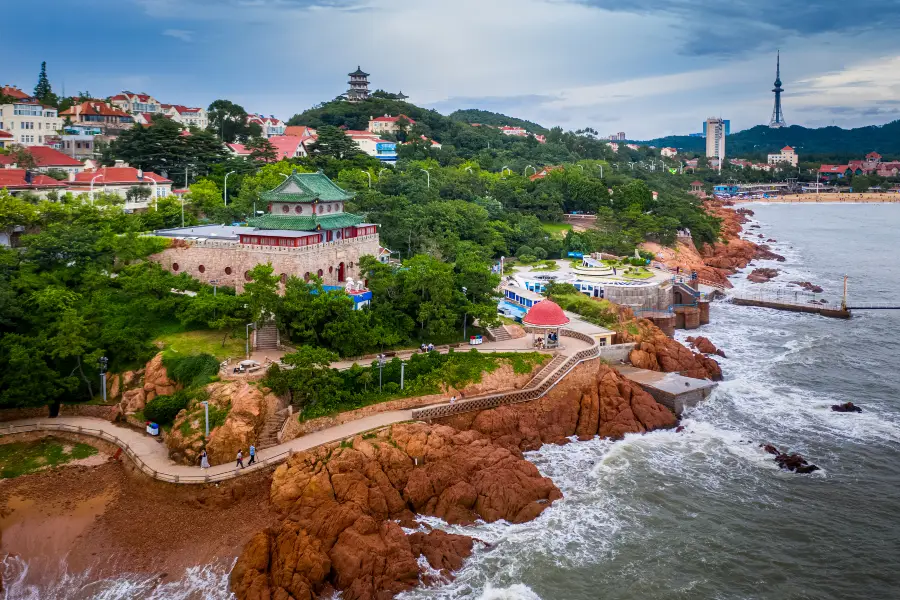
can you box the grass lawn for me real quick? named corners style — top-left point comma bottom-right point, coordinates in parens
top-left (0, 436), bottom-right (98, 479)
top-left (541, 222), bottom-right (573, 238)
top-left (155, 329), bottom-right (246, 361)
top-left (622, 268), bottom-right (654, 280)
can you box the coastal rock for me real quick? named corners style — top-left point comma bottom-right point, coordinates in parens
top-left (831, 402), bottom-right (862, 413)
top-left (767, 238), bottom-right (777, 243)
top-left (755, 245), bottom-right (786, 262)
top-left (232, 423), bottom-right (554, 600)
top-left (620, 320), bottom-right (722, 381)
top-left (685, 336), bottom-right (727, 358)
top-left (748, 268), bottom-right (780, 283)
top-left (790, 281), bottom-right (824, 293)
top-left (141, 353), bottom-right (180, 403)
top-left (120, 388), bottom-right (146, 414)
top-left (437, 362), bottom-right (678, 452)
top-left (761, 444), bottom-right (820, 474)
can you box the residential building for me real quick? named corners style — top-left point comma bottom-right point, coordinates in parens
top-left (626, 143), bottom-right (640, 151)
top-left (607, 142), bottom-right (619, 152)
top-left (248, 114), bottom-right (286, 138)
top-left (865, 152), bottom-right (882, 164)
top-left (0, 168), bottom-right (66, 198)
top-left (268, 135), bottom-right (309, 160)
top-left (69, 163), bottom-right (172, 208)
top-left (529, 165), bottom-right (564, 181)
top-left (500, 125), bottom-right (527, 136)
top-left (705, 117), bottom-right (726, 160)
top-left (346, 66), bottom-right (371, 103)
top-left (59, 100), bottom-right (134, 133)
top-left (0, 145), bottom-right (84, 173)
top-left (533, 134), bottom-right (547, 144)
top-left (284, 125), bottom-right (316, 138)
top-left (109, 92), bottom-right (163, 115)
top-left (162, 104), bottom-right (209, 129)
top-left (0, 130), bottom-right (12, 148)
top-left (151, 171), bottom-right (380, 292)
top-left (605, 132), bottom-right (626, 141)
top-left (56, 134), bottom-right (99, 160)
top-left (768, 146), bottom-right (798, 167)
top-left (368, 114), bottom-right (416, 134)
top-left (1, 86), bottom-right (31, 100)
top-left (0, 97), bottom-right (61, 146)
top-left (660, 147), bottom-right (678, 158)
top-left (818, 165), bottom-right (852, 181)
top-left (345, 130), bottom-right (397, 163)
top-left (702, 119), bottom-right (731, 136)
top-left (226, 143), bottom-right (253, 158)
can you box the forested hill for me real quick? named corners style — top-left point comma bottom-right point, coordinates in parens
top-left (448, 109), bottom-right (548, 134)
top-left (642, 120), bottom-right (900, 158)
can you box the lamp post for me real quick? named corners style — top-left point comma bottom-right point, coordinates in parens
top-left (378, 168), bottom-right (388, 177)
top-left (245, 322), bottom-right (256, 359)
top-left (361, 170), bottom-right (371, 188)
top-left (98, 356), bottom-right (108, 402)
top-left (524, 165), bottom-right (535, 177)
top-left (501, 166), bottom-right (511, 176)
top-left (89, 174), bottom-right (102, 206)
top-left (377, 354), bottom-right (387, 391)
top-left (465, 166), bottom-right (473, 174)
top-left (420, 168), bottom-right (430, 189)
top-left (224, 170), bottom-right (237, 207)
top-left (599, 164), bottom-right (603, 179)
top-left (400, 360), bottom-right (405, 390)
top-left (461, 286), bottom-right (468, 342)
top-left (201, 400), bottom-right (210, 437)
top-left (577, 164), bottom-right (584, 172)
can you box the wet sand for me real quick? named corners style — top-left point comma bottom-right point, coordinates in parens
top-left (0, 447), bottom-right (279, 591)
top-left (735, 193), bottom-right (900, 204)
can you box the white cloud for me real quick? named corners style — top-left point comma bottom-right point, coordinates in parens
top-left (162, 28), bottom-right (194, 42)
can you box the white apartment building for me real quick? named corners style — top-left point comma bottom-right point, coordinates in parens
top-left (109, 92), bottom-right (163, 115)
top-left (705, 117), bottom-right (726, 160)
top-left (767, 145), bottom-right (798, 167)
top-left (162, 104), bottom-right (209, 129)
top-left (661, 147), bottom-right (678, 158)
top-left (368, 114), bottom-right (416, 135)
top-left (248, 114), bottom-right (286, 138)
top-left (0, 100), bottom-right (61, 147)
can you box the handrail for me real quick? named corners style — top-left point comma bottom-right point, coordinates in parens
top-left (0, 422), bottom-right (293, 485)
top-left (411, 329), bottom-right (606, 420)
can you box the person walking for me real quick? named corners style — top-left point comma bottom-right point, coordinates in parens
top-left (248, 444), bottom-right (256, 466)
top-left (200, 450), bottom-right (210, 470)
top-left (450, 395), bottom-right (457, 405)
top-left (236, 449), bottom-right (244, 468)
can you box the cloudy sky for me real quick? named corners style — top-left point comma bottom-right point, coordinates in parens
top-left (7, 0), bottom-right (900, 138)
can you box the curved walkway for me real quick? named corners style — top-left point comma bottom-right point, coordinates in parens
top-left (0, 410), bottom-right (412, 485)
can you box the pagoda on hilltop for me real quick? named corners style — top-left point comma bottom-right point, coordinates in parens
top-left (347, 66), bottom-right (370, 103)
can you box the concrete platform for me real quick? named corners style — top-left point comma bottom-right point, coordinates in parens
top-left (615, 366), bottom-right (717, 415)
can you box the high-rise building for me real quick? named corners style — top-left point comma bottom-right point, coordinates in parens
top-left (769, 51), bottom-right (786, 128)
top-left (705, 117), bottom-right (726, 160)
top-left (701, 120), bottom-right (730, 136)
top-left (346, 66), bottom-right (370, 103)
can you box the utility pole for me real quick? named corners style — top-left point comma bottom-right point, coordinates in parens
top-left (377, 354), bottom-right (386, 391)
top-left (201, 400), bottom-right (210, 437)
top-left (224, 170), bottom-right (236, 207)
top-left (362, 170), bottom-right (372, 188)
top-left (461, 287), bottom-right (468, 341)
top-left (98, 356), bottom-right (108, 402)
top-left (400, 361), bottom-right (405, 390)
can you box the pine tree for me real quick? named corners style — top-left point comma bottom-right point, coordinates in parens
top-left (33, 61), bottom-right (54, 105)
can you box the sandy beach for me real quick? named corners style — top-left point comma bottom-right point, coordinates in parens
top-left (734, 192), bottom-right (900, 204)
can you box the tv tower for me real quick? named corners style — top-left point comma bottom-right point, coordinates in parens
top-left (769, 50), bottom-right (786, 128)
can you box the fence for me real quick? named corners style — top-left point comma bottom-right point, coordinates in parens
top-left (411, 329), bottom-right (601, 420)
top-left (729, 290), bottom-right (843, 311)
top-left (0, 422), bottom-right (294, 485)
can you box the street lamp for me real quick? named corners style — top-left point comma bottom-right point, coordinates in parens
top-left (361, 170), bottom-right (372, 188)
top-left (420, 168), bottom-right (430, 189)
top-left (524, 165), bottom-right (536, 177)
top-left (465, 166), bottom-right (473, 174)
top-left (598, 164), bottom-right (603, 179)
top-left (245, 322), bottom-right (256, 358)
top-left (376, 354), bottom-right (387, 391)
top-left (224, 170), bottom-right (237, 207)
top-left (98, 356), bottom-right (108, 402)
top-left (150, 178), bottom-right (159, 211)
top-left (89, 173), bottom-right (102, 206)
top-left (501, 166), bottom-right (511, 176)
top-left (461, 286), bottom-right (468, 341)
top-left (577, 164), bottom-right (584, 172)
top-left (201, 400), bottom-right (210, 437)
top-left (378, 168), bottom-right (388, 177)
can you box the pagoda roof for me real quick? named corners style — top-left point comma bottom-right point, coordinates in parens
top-left (248, 212), bottom-right (365, 231)
top-left (349, 66), bottom-right (369, 77)
top-left (260, 171), bottom-right (354, 203)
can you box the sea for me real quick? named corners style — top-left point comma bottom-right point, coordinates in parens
top-left (4, 204), bottom-right (900, 599)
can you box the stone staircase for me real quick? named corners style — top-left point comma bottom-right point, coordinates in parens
top-left (255, 322), bottom-right (279, 350)
top-left (258, 408), bottom-right (290, 450)
top-left (486, 326), bottom-right (512, 342)
top-left (526, 354), bottom-right (567, 387)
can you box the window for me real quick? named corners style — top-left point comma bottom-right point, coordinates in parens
top-left (282, 205), bottom-right (290, 213)
top-left (317, 269), bottom-right (323, 277)
top-left (172, 263), bottom-right (180, 271)
top-left (198, 265), bottom-right (205, 273)
top-left (295, 205), bottom-right (302, 214)
top-left (328, 266), bottom-right (333, 274)
top-left (225, 267), bottom-right (232, 275)
top-left (318, 205), bottom-right (324, 214)
top-left (280, 273), bottom-right (287, 284)
top-left (327, 204), bottom-right (332, 213)
top-left (244, 270), bottom-right (253, 281)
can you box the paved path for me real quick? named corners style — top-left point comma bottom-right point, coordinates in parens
top-left (0, 410), bottom-right (413, 484)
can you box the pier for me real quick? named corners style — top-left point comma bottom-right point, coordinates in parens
top-left (616, 366), bottom-right (718, 415)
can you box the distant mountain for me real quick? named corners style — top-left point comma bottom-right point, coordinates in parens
top-left (642, 121), bottom-right (900, 159)
top-left (448, 109), bottom-right (549, 135)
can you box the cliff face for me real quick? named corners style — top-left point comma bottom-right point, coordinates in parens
top-left (436, 361), bottom-right (678, 452)
top-left (230, 422), bottom-right (561, 600)
top-left (620, 320), bottom-right (722, 381)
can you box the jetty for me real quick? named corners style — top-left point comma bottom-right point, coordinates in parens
top-left (616, 366), bottom-right (718, 415)
top-left (729, 277), bottom-right (900, 319)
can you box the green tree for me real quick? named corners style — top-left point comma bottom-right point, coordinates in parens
top-left (245, 136), bottom-right (278, 163)
top-left (243, 263), bottom-right (281, 325)
top-left (33, 61), bottom-right (56, 106)
top-left (271, 346), bottom-right (344, 412)
top-left (309, 125), bottom-right (361, 159)
top-left (207, 99), bottom-right (259, 143)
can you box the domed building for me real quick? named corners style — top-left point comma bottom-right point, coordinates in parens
top-left (522, 299), bottom-right (569, 349)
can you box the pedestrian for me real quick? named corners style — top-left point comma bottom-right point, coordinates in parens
top-left (200, 450), bottom-right (210, 469)
top-left (236, 449), bottom-right (244, 468)
top-left (450, 395), bottom-right (457, 405)
top-left (248, 444), bottom-right (256, 465)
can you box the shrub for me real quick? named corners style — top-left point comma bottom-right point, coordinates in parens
top-left (144, 390), bottom-right (191, 425)
top-left (163, 353), bottom-right (220, 388)
top-left (518, 254), bottom-right (538, 264)
top-left (533, 246), bottom-right (548, 260)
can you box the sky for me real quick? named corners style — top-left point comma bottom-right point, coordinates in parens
top-left (6, 0), bottom-right (900, 139)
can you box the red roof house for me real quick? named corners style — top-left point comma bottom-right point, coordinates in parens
top-left (0, 169), bottom-right (67, 196)
top-left (0, 146), bottom-right (84, 171)
top-left (1, 86), bottom-right (31, 100)
top-left (68, 166), bottom-right (173, 205)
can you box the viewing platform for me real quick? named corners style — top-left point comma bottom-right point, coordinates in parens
top-left (615, 365), bottom-right (718, 415)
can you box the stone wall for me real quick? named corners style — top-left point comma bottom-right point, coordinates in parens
top-left (150, 235), bottom-right (381, 292)
top-left (0, 404), bottom-right (120, 423)
top-left (603, 283), bottom-right (673, 312)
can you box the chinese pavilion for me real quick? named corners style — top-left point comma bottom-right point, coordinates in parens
top-left (347, 66), bottom-right (370, 103)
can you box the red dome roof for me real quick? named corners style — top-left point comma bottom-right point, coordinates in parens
top-left (523, 300), bottom-right (569, 327)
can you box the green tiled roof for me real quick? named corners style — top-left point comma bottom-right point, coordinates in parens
top-left (260, 171), bottom-right (354, 203)
top-left (248, 212), bottom-right (365, 231)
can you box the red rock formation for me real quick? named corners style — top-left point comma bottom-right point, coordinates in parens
top-left (618, 320), bottom-right (722, 381)
top-left (685, 336), bottom-right (727, 358)
top-left (436, 362), bottom-right (677, 452)
top-left (231, 423), bottom-right (560, 600)
top-left (747, 267), bottom-right (780, 283)
top-left (142, 352), bottom-right (179, 402)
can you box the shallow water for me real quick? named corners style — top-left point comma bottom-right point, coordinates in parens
top-left (5, 205), bottom-right (900, 599)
